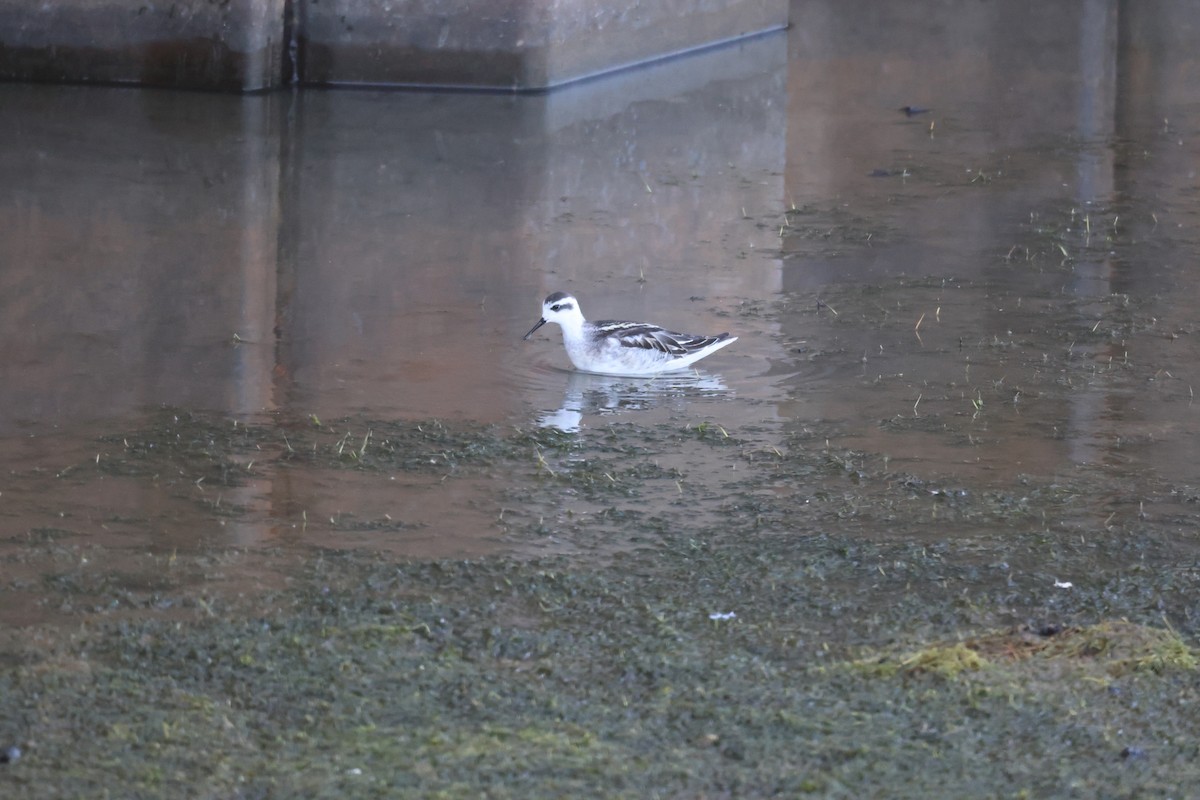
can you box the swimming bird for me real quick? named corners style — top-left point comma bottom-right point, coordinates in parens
top-left (523, 292), bottom-right (737, 375)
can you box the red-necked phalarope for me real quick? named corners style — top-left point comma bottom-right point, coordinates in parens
top-left (523, 292), bottom-right (737, 376)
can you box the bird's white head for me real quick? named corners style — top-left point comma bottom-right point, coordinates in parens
top-left (523, 292), bottom-right (584, 339)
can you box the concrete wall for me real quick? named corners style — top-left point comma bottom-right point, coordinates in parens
top-left (0, 0), bottom-right (788, 92)
top-left (0, 1), bottom-right (286, 92)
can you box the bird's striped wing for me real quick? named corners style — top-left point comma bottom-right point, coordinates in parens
top-left (595, 321), bottom-right (729, 356)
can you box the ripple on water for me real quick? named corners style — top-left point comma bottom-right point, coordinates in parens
top-left (524, 364), bottom-right (737, 432)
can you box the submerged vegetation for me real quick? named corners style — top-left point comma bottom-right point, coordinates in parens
top-left (3, 385), bottom-right (1200, 797)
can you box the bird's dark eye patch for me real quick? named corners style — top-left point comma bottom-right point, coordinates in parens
top-left (551, 304), bottom-right (561, 311)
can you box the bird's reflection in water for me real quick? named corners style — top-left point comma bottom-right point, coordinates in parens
top-left (537, 369), bottom-right (730, 433)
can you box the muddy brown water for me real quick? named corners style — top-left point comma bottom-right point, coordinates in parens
top-left (2, 0), bottom-right (1199, 631)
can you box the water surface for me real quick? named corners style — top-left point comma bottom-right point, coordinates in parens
top-left (2, 0), bottom-right (1200, 625)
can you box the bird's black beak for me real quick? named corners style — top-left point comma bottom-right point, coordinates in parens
top-left (523, 318), bottom-right (548, 340)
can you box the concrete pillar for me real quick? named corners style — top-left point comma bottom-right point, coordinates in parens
top-left (300, 0), bottom-right (789, 90)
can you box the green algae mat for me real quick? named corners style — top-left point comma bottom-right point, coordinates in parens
top-left (2, 408), bottom-right (1199, 798)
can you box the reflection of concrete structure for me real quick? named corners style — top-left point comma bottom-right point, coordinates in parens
top-left (0, 29), bottom-right (786, 556)
top-left (0, 89), bottom-right (283, 424)
top-left (0, 0), bottom-right (787, 91)
top-left (0, 31), bottom-right (786, 424)
top-left (0, 31), bottom-right (787, 554)
top-left (776, 0), bottom-right (1200, 501)
top-left (274, 31), bottom-right (786, 419)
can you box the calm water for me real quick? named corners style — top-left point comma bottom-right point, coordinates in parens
top-left (2, 0), bottom-right (1199, 622)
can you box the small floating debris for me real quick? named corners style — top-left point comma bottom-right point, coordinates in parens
top-left (708, 611), bottom-right (737, 621)
top-left (1053, 579), bottom-right (1074, 589)
top-left (1, 745), bottom-right (20, 764)
top-left (900, 105), bottom-right (932, 116)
